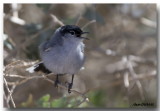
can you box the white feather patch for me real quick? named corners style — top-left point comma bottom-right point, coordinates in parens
top-left (26, 66), bottom-right (35, 73)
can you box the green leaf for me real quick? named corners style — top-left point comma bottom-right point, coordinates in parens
top-left (67, 98), bottom-right (77, 108)
top-left (51, 97), bottom-right (67, 108)
top-left (88, 90), bottom-right (106, 107)
top-left (42, 102), bottom-right (50, 108)
top-left (36, 94), bottom-right (51, 107)
top-left (39, 94), bottom-right (50, 102)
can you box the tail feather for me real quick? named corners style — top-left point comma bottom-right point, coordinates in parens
top-left (26, 62), bottom-right (51, 74)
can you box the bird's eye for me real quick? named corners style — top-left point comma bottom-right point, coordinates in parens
top-left (69, 31), bottom-right (75, 35)
top-left (76, 34), bottom-right (80, 37)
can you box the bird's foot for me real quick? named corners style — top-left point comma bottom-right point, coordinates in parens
top-left (65, 75), bottom-right (74, 93)
top-left (68, 83), bottom-right (73, 93)
top-left (54, 79), bottom-right (60, 88)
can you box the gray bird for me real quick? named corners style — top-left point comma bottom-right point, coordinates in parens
top-left (27, 25), bottom-right (89, 93)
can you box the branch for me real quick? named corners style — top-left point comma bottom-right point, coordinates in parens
top-left (4, 73), bottom-right (89, 106)
top-left (50, 14), bottom-right (64, 26)
top-left (75, 14), bottom-right (82, 26)
top-left (3, 90), bottom-right (9, 108)
top-left (127, 57), bottom-right (145, 100)
top-left (43, 75), bottom-right (89, 103)
top-left (4, 78), bottom-right (16, 108)
top-left (82, 20), bottom-right (96, 29)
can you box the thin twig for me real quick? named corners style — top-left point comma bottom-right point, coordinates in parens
top-left (92, 70), bottom-right (156, 91)
top-left (4, 60), bottom-right (37, 72)
top-left (75, 95), bottom-right (89, 107)
top-left (43, 76), bottom-right (89, 101)
top-left (82, 20), bottom-right (96, 30)
top-left (3, 90), bottom-right (10, 108)
top-left (4, 78), bottom-right (16, 108)
top-left (7, 85), bottom-right (16, 107)
top-left (123, 72), bottom-right (129, 88)
top-left (4, 73), bottom-right (89, 105)
top-left (4, 60), bottom-right (156, 108)
top-left (50, 14), bottom-right (64, 26)
top-left (127, 58), bottom-right (145, 100)
top-left (42, 76), bottom-right (89, 107)
top-left (75, 14), bottom-right (82, 26)
top-left (4, 74), bottom-right (27, 79)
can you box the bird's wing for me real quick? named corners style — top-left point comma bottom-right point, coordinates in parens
top-left (39, 41), bottom-right (53, 52)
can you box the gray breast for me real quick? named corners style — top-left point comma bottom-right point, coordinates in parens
top-left (40, 42), bottom-right (85, 74)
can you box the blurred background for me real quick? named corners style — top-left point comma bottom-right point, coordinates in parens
top-left (3, 4), bottom-right (157, 108)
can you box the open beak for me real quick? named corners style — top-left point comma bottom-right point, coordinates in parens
top-left (81, 32), bottom-right (89, 34)
top-left (79, 32), bottom-right (89, 40)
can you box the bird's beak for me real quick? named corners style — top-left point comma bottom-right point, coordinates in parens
top-left (80, 32), bottom-right (89, 40)
top-left (81, 32), bottom-right (89, 34)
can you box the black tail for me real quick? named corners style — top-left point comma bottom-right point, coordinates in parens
top-left (27, 62), bottom-right (51, 74)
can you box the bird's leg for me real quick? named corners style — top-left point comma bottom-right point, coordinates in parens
top-left (55, 75), bottom-right (60, 87)
top-left (68, 75), bottom-right (74, 93)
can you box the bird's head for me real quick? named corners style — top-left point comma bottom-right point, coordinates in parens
top-left (55, 25), bottom-right (89, 41)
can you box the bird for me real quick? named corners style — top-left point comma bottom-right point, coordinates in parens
top-left (26, 25), bottom-right (89, 93)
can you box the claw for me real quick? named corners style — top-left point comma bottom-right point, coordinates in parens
top-left (55, 75), bottom-right (60, 88)
top-left (54, 79), bottom-right (60, 88)
top-left (68, 83), bottom-right (73, 93)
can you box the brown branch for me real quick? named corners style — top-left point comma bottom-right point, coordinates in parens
top-left (42, 75), bottom-right (89, 102)
top-left (4, 73), bottom-right (89, 106)
top-left (4, 60), bottom-right (37, 72)
top-left (50, 14), bottom-right (64, 26)
top-left (4, 60), bottom-right (156, 108)
top-left (75, 14), bottom-right (82, 26)
top-left (3, 90), bottom-right (10, 108)
top-left (127, 57), bottom-right (145, 100)
top-left (82, 20), bottom-right (96, 29)
top-left (4, 74), bottom-right (27, 79)
top-left (4, 78), bottom-right (16, 108)
top-left (92, 70), bottom-right (156, 91)
top-left (42, 76), bottom-right (89, 107)
top-left (123, 72), bottom-right (129, 88)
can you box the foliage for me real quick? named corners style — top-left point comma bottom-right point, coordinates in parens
top-left (20, 90), bottom-right (115, 108)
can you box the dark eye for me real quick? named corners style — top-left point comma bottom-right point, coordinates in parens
top-left (76, 34), bottom-right (80, 37)
top-left (69, 31), bottom-right (75, 35)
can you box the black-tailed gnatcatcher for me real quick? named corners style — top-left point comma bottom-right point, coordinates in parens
top-left (27, 25), bottom-right (89, 93)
